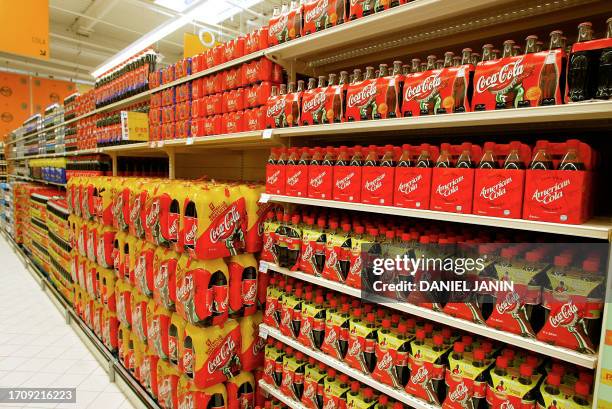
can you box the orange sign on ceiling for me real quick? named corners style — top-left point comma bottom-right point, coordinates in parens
top-left (0, 0), bottom-right (50, 60)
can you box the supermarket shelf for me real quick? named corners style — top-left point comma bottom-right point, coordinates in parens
top-left (258, 381), bottom-right (309, 409)
top-left (9, 174), bottom-right (66, 187)
top-left (260, 261), bottom-right (599, 369)
top-left (6, 51), bottom-right (266, 147)
top-left (259, 325), bottom-right (439, 409)
top-left (0, 230), bottom-right (161, 409)
top-left (273, 101), bottom-right (612, 138)
top-left (262, 195), bottom-right (612, 240)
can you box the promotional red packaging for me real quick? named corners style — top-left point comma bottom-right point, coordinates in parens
top-left (265, 87), bottom-right (285, 129)
top-left (523, 139), bottom-right (594, 224)
top-left (302, 0), bottom-right (346, 35)
top-left (243, 59), bottom-right (283, 85)
top-left (176, 83), bottom-right (192, 103)
top-left (224, 38), bottom-right (244, 62)
top-left (285, 148), bottom-right (309, 197)
top-left (300, 79), bottom-right (327, 126)
top-left (204, 115), bottom-right (223, 136)
top-left (283, 83), bottom-right (302, 127)
top-left (205, 46), bottom-right (223, 68)
top-left (333, 146), bottom-right (362, 203)
top-left (472, 39), bottom-right (565, 111)
top-left (243, 108), bottom-right (265, 131)
top-left (472, 141), bottom-right (531, 218)
top-left (205, 94), bottom-right (223, 116)
top-left (348, 0), bottom-right (373, 20)
top-left (308, 147), bottom-right (335, 200)
top-left (151, 93), bottom-right (162, 108)
top-left (191, 99), bottom-right (201, 120)
top-left (361, 145), bottom-right (399, 206)
top-left (265, 148), bottom-right (286, 195)
top-left (245, 82), bottom-right (273, 108)
top-left (191, 53), bottom-right (205, 73)
top-left (191, 118), bottom-right (204, 137)
top-left (226, 88), bottom-right (244, 113)
top-left (203, 75), bottom-right (216, 96)
top-left (224, 68), bottom-right (243, 91)
top-left (402, 56), bottom-right (473, 117)
top-left (268, 6), bottom-right (302, 46)
top-left (192, 78), bottom-right (203, 100)
top-left (430, 143), bottom-right (481, 214)
top-left (225, 111), bottom-right (244, 134)
top-left (345, 66), bottom-right (400, 121)
top-left (393, 143), bottom-right (439, 209)
top-left (162, 88), bottom-right (175, 106)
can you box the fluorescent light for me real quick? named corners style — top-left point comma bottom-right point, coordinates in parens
top-left (154, 0), bottom-right (197, 12)
top-left (91, 0), bottom-right (263, 78)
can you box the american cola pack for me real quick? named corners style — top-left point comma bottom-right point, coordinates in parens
top-left (430, 143), bottom-right (481, 214)
top-left (472, 141), bottom-right (531, 218)
top-left (567, 19), bottom-right (612, 102)
top-left (361, 144), bottom-right (399, 205)
top-left (472, 32), bottom-right (565, 111)
top-left (393, 143), bottom-right (439, 209)
top-left (523, 139), bottom-right (594, 224)
top-left (402, 51), bottom-right (473, 116)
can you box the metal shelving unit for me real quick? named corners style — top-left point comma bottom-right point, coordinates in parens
top-left (258, 381), bottom-right (310, 409)
top-left (260, 261), bottom-right (599, 369)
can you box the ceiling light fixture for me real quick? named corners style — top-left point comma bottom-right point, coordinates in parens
top-left (91, 0), bottom-right (262, 78)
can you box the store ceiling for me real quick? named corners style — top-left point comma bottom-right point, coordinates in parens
top-left (0, 0), bottom-right (280, 84)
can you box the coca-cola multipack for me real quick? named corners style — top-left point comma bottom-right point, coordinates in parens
top-left (266, 139), bottom-right (596, 224)
top-left (566, 19), bottom-right (612, 102)
top-left (268, 2), bottom-right (302, 45)
top-left (472, 32), bottom-right (566, 110)
top-left (302, 0), bottom-right (346, 35)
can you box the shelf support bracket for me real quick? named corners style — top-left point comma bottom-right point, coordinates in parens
top-left (109, 153), bottom-right (118, 177)
top-left (164, 147), bottom-right (176, 180)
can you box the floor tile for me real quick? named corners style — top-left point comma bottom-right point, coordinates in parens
top-left (87, 392), bottom-right (127, 409)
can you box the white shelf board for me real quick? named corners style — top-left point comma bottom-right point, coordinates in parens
top-left (260, 261), bottom-right (599, 369)
top-left (259, 324), bottom-right (440, 409)
top-left (263, 195), bottom-right (612, 241)
top-left (258, 381), bottom-right (310, 409)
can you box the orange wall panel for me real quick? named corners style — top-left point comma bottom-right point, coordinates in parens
top-left (0, 72), bottom-right (30, 138)
top-left (31, 77), bottom-right (76, 114)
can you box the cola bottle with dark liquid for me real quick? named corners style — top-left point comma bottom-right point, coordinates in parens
top-left (572, 381), bottom-right (591, 406)
top-left (207, 393), bottom-right (225, 409)
top-left (183, 335), bottom-right (194, 378)
top-left (293, 352), bottom-right (306, 399)
top-left (436, 144), bottom-right (452, 168)
top-left (530, 144), bottom-right (554, 170)
top-left (395, 323), bottom-right (411, 387)
top-left (338, 303), bottom-right (351, 358)
top-left (559, 140), bottom-right (585, 170)
top-left (338, 223), bottom-right (352, 281)
top-left (569, 22), bottom-right (596, 102)
top-left (288, 82), bottom-right (300, 127)
top-left (397, 144), bottom-right (412, 167)
top-left (273, 341), bottom-right (284, 386)
top-left (380, 145), bottom-right (396, 167)
top-left (471, 348), bottom-right (487, 409)
top-left (420, 55), bottom-right (438, 115)
top-left (314, 218), bottom-right (327, 275)
top-left (285, 214), bottom-right (302, 268)
top-left (539, 30), bottom-right (563, 106)
top-left (291, 287), bottom-right (304, 338)
top-left (168, 323), bottom-right (178, 366)
top-left (275, 211), bottom-right (288, 267)
top-left (431, 335), bottom-right (447, 401)
top-left (312, 295), bottom-right (326, 349)
top-left (595, 17), bottom-right (612, 99)
top-left (315, 361), bottom-right (326, 409)
top-left (364, 145), bottom-right (378, 166)
top-left (209, 269), bottom-right (228, 323)
top-left (238, 380), bottom-right (254, 409)
top-left (364, 313), bottom-right (378, 374)
top-left (503, 145), bottom-right (525, 169)
top-left (386, 64), bottom-right (399, 119)
top-left (452, 48), bottom-right (471, 113)
top-left (183, 200), bottom-right (197, 252)
top-left (479, 144), bottom-right (498, 169)
top-left (536, 373), bottom-right (561, 408)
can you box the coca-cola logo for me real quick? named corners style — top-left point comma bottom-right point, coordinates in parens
top-left (449, 382), bottom-right (469, 402)
top-left (159, 379), bottom-right (172, 403)
top-left (325, 250), bottom-right (337, 268)
top-left (243, 281), bottom-right (257, 304)
top-left (436, 175), bottom-right (464, 197)
top-left (365, 173), bottom-right (385, 192)
top-left (301, 244), bottom-right (313, 261)
top-left (304, 384), bottom-right (316, 399)
top-left (207, 335), bottom-right (237, 374)
top-left (269, 14), bottom-right (288, 36)
top-left (226, 71), bottom-right (237, 85)
top-left (347, 339), bottom-right (361, 356)
top-left (112, 195), bottom-right (123, 217)
top-left (185, 221), bottom-right (197, 244)
top-left (500, 402), bottom-right (516, 409)
top-left (349, 256), bottom-right (361, 275)
top-left (476, 58), bottom-right (525, 93)
top-left (376, 352), bottom-right (393, 371)
top-left (310, 171), bottom-right (327, 188)
top-left (323, 399), bottom-right (335, 409)
top-left (347, 83), bottom-right (377, 108)
top-left (169, 216), bottom-right (179, 238)
top-left (324, 327), bottom-right (337, 344)
top-left (287, 171), bottom-right (302, 187)
top-left (177, 275), bottom-right (194, 302)
top-left (480, 177), bottom-right (512, 200)
top-left (495, 291), bottom-right (520, 314)
top-left (155, 263), bottom-right (168, 289)
top-left (301, 318), bottom-right (312, 336)
top-left (245, 66), bottom-right (258, 80)
top-left (130, 197), bottom-right (141, 222)
top-left (266, 170), bottom-right (280, 185)
top-left (179, 395), bottom-right (194, 409)
top-left (398, 174), bottom-right (422, 194)
top-left (404, 74), bottom-right (441, 101)
top-left (265, 302), bottom-right (276, 318)
top-left (264, 360), bottom-right (274, 375)
top-left (210, 205), bottom-right (241, 243)
top-left (303, 92), bottom-right (326, 112)
top-left (149, 319), bottom-right (160, 341)
top-left (305, 0), bottom-right (328, 22)
top-left (531, 179), bottom-right (570, 204)
top-left (335, 172), bottom-right (355, 190)
top-left (549, 301), bottom-right (579, 327)
top-left (410, 366), bottom-right (428, 384)
top-left (134, 255), bottom-right (146, 280)
top-left (266, 99), bottom-right (284, 117)
top-left (253, 336), bottom-right (266, 355)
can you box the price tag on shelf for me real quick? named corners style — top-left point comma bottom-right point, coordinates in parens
top-left (149, 141), bottom-right (156, 148)
top-left (259, 261), bottom-right (269, 273)
top-left (186, 137), bottom-right (194, 145)
top-left (262, 129), bottom-right (273, 139)
top-left (259, 326), bottom-right (268, 339)
top-left (158, 140), bottom-right (164, 148)
top-left (259, 193), bottom-right (270, 203)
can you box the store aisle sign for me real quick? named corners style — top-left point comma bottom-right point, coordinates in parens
top-left (0, 0), bottom-right (49, 60)
top-left (184, 32), bottom-right (220, 58)
top-left (121, 111), bottom-right (149, 142)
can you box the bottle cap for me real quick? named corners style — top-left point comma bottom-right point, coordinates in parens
top-left (351, 381), bottom-right (360, 392)
top-left (583, 258), bottom-right (599, 272)
top-left (328, 368), bottom-right (336, 377)
top-left (551, 362), bottom-right (565, 376)
top-left (415, 329), bottom-right (425, 340)
top-left (397, 323), bottom-right (407, 334)
top-left (496, 356), bottom-right (508, 369)
top-left (308, 357), bottom-right (316, 365)
top-left (519, 363), bottom-right (533, 378)
top-left (473, 349), bottom-right (485, 361)
top-left (367, 313), bottom-right (375, 323)
top-left (454, 342), bottom-right (465, 353)
top-left (579, 371), bottom-right (594, 385)
top-left (461, 335), bottom-right (473, 346)
top-left (339, 374), bottom-right (349, 383)
top-left (433, 334), bottom-right (443, 346)
top-left (575, 380), bottom-right (590, 396)
top-left (547, 373), bottom-right (561, 386)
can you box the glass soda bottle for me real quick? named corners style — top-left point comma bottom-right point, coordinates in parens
top-left (479, 143), bottom-right (498, 169)
top-left (569, 22), bottom-right (595, 102)
top-left (530, 143), bottom-right (554, 170)
top-left (559, 139), bottom-right (585, 170)
top-left (539, 30), bottom-right (563, 106)
top-left (595, 17), bottom-right (612, 99)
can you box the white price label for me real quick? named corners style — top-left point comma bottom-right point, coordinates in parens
top-left (149, 141), bottom-right (156, 148)
top-left (259, 261), bottom-right (269, 273)
top-left (259, 327), bottom-right (268, 339)
top-left (262, 129), bottom-right (273, 139)
top-left (158, 140), bottom-right (164, 148)
top-left (259, 193), bottom-right (270, 203)
top-left (186, 137), bottom-right (194, 145)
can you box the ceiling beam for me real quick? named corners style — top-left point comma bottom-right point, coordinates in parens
top-left (0, 65), bottom-right (94, 85)
top-left (50, 32), bottom-right (121, 54)
top-left (0, 56), bottom-right (94, 83)
top-left (81, 0), bottom-right (122, 32)
top-left (50, 4), bottom-right (184, 48)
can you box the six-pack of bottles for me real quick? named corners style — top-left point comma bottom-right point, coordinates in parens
top-left (67, 176), bottom-right (275, 408)
top-left (266, 139), bottom-right (595, 224)
top-left (263, 272), bottom-right (595, 408)
top-left (261, 207), bottom-right (605, 354)
top-left (149, 57), bottom-right (283, 141)
top-left (265, 21), bottom-right (612, 129)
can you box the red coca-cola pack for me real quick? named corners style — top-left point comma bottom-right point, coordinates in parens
top-left (430, 143), bottom-right (482, 214)
top-left (302, 0), bottom-right (346, 35)
top-left (472, 141), bottom-right (531, 218)
top-left (523, 139), bottom-right (594, 224)
top-left (345, 66), bottom-right (400, 121)
top-left (472, 35), bottom-right (565, 111)
top-left (393, 144), bottom-right (440, 209)
top-left (402, 54), bottom-right (473, 116)
top-left (268, 5), bottom-right (302, 46)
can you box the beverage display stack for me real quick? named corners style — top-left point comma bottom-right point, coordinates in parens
top-left (2, 1), bottom-right (612, 408)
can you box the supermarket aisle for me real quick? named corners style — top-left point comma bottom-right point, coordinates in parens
top-left (0, 235), bottom-right (135, 409)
